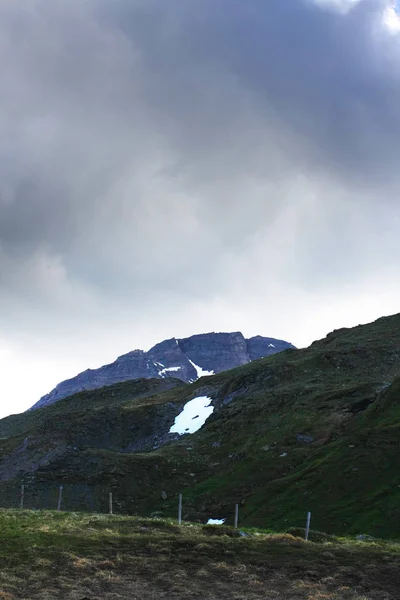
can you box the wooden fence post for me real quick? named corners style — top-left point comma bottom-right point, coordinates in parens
top-left (234, 504), bottom-right (239, 529)
top-left (109, 492), bottom-right (113, 515)
top-left (305, 511), bottom-right (311, 541)
top-left (178, 493), bottom-right (182, 525)
top-left (20, 484), bottom-right (25, 510)
top-left (57, 486), bottom-right (63, 511)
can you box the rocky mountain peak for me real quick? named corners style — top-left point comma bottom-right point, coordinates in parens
top-left (29, 331), bottom-right (295, 410)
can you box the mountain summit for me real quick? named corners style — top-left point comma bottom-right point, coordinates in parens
top-left (30, 332), bottom-right (295, 410)
top-left (2, 314), bottom-right (400, 537)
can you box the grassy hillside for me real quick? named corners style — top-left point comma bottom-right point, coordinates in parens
top-left (0, 377), bottom-right (185, 439)
top-left (0, 509), bottom-right (399, 599)
top-left (1, 313), bottom-right (400, 537)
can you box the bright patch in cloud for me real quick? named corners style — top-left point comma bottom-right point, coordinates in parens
top-left (312, 0), bottom-right (362, 14)
top-left (383, 4), bottom-right (400, 33)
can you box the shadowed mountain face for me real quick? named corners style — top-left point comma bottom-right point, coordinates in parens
top-left (1, 314), bottom-right (400, 537)
top-left (30, 332), bottom-right (295, 410)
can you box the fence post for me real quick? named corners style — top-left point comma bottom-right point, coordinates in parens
top-left (109, 492), bottom-right (113, 515)
top-left (57, 486), bottom-right (63, 511)
top-left (305, 511), bottom-right (311, 541)
top-left (178, 493), bottom-right (182, 525)
top-left (234, 504), bottom-right (239, 529)
top-left (20, 484), bottom-right (25, 510)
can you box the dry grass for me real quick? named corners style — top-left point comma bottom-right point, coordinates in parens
top-left (0, 510), bottom-right (399, 599)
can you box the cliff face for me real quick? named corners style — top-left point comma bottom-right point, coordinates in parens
top-left (30, 332), bottom-right (295, 410)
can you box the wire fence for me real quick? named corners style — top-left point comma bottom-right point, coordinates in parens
top-left (0, 482), bottom-right (313, 539)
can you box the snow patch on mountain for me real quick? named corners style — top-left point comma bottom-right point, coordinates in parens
top-left (158, 366), bottom-right (181, 377)
top-left (169, 396), bottom-right (214, 435)
top-left (188, 359), bottom-right (215, 378)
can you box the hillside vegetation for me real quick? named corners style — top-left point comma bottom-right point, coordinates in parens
top-left (1, 314), bottom-right (400, 538)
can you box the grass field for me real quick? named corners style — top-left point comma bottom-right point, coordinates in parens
top-left (0, 510), bottom-right (399, 599)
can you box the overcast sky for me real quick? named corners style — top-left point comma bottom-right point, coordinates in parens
top-left (1, 0), bottom-right (400, 418)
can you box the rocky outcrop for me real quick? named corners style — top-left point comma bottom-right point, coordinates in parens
top-left (30, 332), bottom-right (295, 410)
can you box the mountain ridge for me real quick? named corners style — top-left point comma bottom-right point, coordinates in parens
top-left (1, 314), bottom-right (399, 537)
top-left (30, 331), bottom-right (295, 410)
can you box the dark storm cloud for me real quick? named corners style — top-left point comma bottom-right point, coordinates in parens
top-left (0, 0), bottom-right (399, 337)
top-left (102, 0), bottom-right (398, 187)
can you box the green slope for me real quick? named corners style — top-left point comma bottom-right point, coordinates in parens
top-left (1, 313), bottom-right (400, 537)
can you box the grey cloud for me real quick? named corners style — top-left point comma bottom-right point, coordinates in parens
top-left (0, 0), bottom-right (399, 348)
top-left (113, 0), bottom-right (398, 189)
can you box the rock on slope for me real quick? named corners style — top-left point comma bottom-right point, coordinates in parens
top-left (30, 332), bottom-right (294, 410)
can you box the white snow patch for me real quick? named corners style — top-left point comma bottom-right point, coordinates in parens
top-left (188, 359), bottom-right (215, 379)
top-left (169, 396), bottom-right (214, 435)
top-left (268, 343), bottom-right (275, 348)
top-left (158, 366), bottom-right (181, 377)
top-left (207, 518), bottom-right (226, 525)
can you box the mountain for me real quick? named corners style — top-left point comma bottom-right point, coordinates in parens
top-left (1, 314), bottom-right (400, 538)
top-left (30, 332), bottom-right (295, 410)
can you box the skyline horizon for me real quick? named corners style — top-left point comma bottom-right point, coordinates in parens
top-left (2, 306), bottom-right (397, 420)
